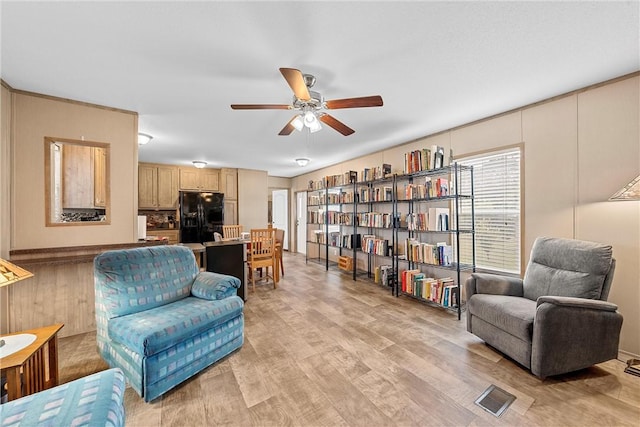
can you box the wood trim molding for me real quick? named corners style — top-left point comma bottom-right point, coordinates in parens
top-left (5, 85), bottom-right (138, 116)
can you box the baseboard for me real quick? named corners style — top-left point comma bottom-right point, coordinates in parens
top-left (618, 349), bottom-right (640, 362)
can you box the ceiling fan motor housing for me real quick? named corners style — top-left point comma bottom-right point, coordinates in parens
top-left (292, 90), bottom-right (323, 110)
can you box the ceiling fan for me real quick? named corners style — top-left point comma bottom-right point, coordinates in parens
top-left (230, 68), bottom-right (383, 136)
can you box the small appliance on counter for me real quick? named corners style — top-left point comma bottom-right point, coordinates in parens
top-left (137, 215), bottom-right (147, 240)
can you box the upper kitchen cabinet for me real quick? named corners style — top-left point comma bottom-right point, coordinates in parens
top-left (138, 163), bottom-right (178, 209)
top-left (179, 167), bottom-right (219, 191)
top-left (62, 144), bottom-right (107, 209)
top-left (220, 168), bottom-right (238, 200)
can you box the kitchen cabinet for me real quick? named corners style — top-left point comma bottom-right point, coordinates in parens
top-left (63, 145), bottom-right (106, 209)
top-left (220, 168), bottom-right (238, 200)
top-left (224, 200), bottom-right (238, 225)
top-left (179, 167), bottom-right (219, 191)
top-left (138, 163), bottom-right (178, 209)
top-left (93, 147), bottom-right (107, 207)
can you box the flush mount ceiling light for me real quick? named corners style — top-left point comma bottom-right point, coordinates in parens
top-left (138, 133), bottom-right (153, 145)
top-left (295, 158), bottom-right (310, 167)
top-left (192, 161), bottom-right (207, 169)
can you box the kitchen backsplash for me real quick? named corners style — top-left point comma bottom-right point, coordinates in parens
top-left (139, 210), bottom-right (178, 229)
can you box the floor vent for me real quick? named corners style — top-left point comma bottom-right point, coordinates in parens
top-left (474, 385), bottom-right (516, 417)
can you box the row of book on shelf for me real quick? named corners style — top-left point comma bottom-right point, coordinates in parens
top-left (374, 265), bottom-right (394, 287)
top-left (400, 270), bottom-right (458, 307)
top-left (313, 231), bottom-right (361, 249)
top-left (309, 178), bottom-right (451, 206)
top-left (308, 211), bottom-right (397, 228)
top-left (402, 177), bottom-right (449, 199)
top-left (307, 146), bottom-right (459, 193)
top-left (406, 208), bottom-right (450, 231)
top-left (307, 164), bottom-right (395, 191)
top-left (404, 239), bottom-right (453, 266)
top-left (403, 145), bottom-right (448, 174)
top-left (361, 235), bottom-right (391, 257)
top-left (308, 192), bottom-right (355, 206)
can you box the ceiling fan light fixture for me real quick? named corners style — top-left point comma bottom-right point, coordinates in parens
top-left (304, 111), bottom-right (316, 126)
top-left (292, 115), bottom-right (304, 132)
top-left (295, 158), bottom-right (310, 167)
top-left (192, 161), bottom-right (207, 169)
top-left (138, 133), bottom-right (153, 145)
top-left (309, 119), bottom-right (322, 133)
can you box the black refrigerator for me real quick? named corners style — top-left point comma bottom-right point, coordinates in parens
top-left (179, 191), bottom-right (224, 243)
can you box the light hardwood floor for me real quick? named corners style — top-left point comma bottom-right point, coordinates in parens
top-left (59, 252), bottom-right (640, 426)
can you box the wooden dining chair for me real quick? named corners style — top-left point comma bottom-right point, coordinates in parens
top-left (247, 228), bottom-right (278, 292)
top-left (222, 225), bottom-right (243, 240)
top-left (274, 228), bottom-right (285, 280)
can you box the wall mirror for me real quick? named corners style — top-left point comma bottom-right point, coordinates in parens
top-left (44, 137), bottom-right (111, 226)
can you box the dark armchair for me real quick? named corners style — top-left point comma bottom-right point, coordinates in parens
top-left (465, 237), bottom-right (623, 378)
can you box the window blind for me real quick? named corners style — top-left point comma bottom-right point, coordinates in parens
top-left (457, 148), bottom-right (521, 274)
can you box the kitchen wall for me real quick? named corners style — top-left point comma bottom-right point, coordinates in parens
top-left (11, 91), bottom-right (138, 249)
top-left (238, 168), bottom-right (269, 231)
top-left (291, 73), bottom-right (640, 357)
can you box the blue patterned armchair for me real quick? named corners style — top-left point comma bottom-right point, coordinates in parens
top-left (94, 245), bottom-right (244, 402)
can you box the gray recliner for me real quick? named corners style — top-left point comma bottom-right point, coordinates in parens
top-left (465, 236), bottom-right (623, 378)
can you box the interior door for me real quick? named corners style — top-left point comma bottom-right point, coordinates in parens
top-left (271, 189), bottom-right (288, 250)
top-left (296, 191), bottom-right (307, 254)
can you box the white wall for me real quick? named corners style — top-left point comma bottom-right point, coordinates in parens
top-left (291, 74), bottom-right (640, 356)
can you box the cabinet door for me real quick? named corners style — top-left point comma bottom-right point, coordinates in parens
top-left (138, 164), bottom-right (158, 208)
top-left (179, 168), bottom-right (200, 190)
top-left (157, 166), bottom-right (178, 208)
top-left (224, 200), bottom-right (238, 225)
top-left (62, 144), bottom-right (94, 208)
top-left (93, 147), bottom-right (107, 207)
top-left (200, 169), bottom-right (219, 191)
top-left (220, 168), bottom-right (238, 200)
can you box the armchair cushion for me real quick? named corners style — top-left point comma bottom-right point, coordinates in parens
top-left (108, 296), bottom-right (243, 356)
top-left (191, 271), bottom-right (241, 300)
top-left (468, 294), bottom-right (536, 342)
top-left (523, 237), bottom-right (612, 301)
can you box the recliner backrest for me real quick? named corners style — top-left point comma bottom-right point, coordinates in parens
top-left (523, 237), bottom-right (613, 301)
top-left (95, 245), bottom-right (198, 319)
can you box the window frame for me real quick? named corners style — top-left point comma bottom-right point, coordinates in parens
top-left (454, 143), bottom-right (524, 277)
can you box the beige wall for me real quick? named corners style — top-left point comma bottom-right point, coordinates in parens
top-left (291, 74), bottom-right (640, 356)
top-left (11, 92), bottom-right (138, 250)
top-left (0, 84), bottom-right (12, 333)
top-left (238, 168), bottom-right (268, 230)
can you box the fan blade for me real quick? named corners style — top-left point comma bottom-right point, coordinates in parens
top-left (279, 68), bottom-right (311, 101)
top-left (319, 114), bottom-right (355, 136)
top-left (325, 95), bottom-right (383, 109)
top-left (230, 104), bottom-right (291, 110)
top-left (278, 116), bottom-right (297, 136)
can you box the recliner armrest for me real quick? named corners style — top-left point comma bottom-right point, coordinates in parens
top-left (465, 272), bottom-right (524, 299)
top-left (536, 296), bottom-right (618, 311)
top-left (191, 271), bottom-right (241, 300)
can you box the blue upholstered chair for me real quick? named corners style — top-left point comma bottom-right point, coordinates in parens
top-left (0, 368), bottom-right (125, 426)
top-left (466, 237), bottom-right (623, 378)
top-left (94, 245), bottom-right (244, 402)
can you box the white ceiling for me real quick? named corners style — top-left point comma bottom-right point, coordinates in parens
top-left (2, 1), bottom-right (638, 177)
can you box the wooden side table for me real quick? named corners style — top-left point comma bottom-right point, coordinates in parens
top-left (0, 323), bottom-right (64, 401)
